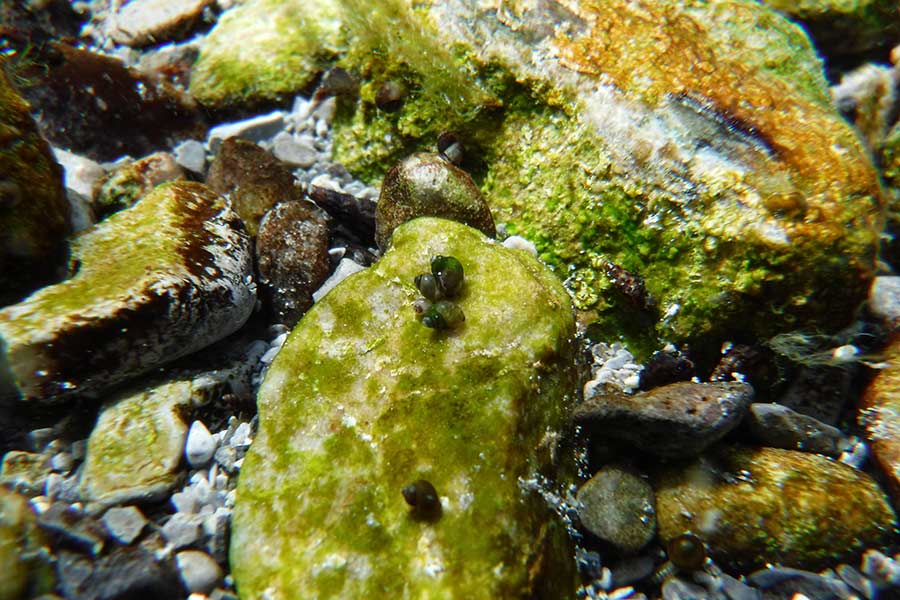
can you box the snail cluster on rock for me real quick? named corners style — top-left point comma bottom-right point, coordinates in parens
top-left (414, 255), bottom-right (466, 330)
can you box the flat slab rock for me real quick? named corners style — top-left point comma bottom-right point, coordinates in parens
top-left (0, 181), bottom-right (254, 402)
top-left (654, 446), bottom-right (897, 570)
top-left (573, 381), bottom-right (753, 458)
top-left (231, 217), bottom-right (578, 598)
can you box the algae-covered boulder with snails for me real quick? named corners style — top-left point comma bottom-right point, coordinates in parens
top-left (193, 0), bottom-right (883, 351)
top-left (230, 217), bottom-right (578, 598)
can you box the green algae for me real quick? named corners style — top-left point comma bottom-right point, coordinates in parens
top-left (231, 218), bottom-right (578, 599)
top-left (0, 487), bottom-right (54, 600)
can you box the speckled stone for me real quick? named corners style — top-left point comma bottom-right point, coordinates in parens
top-left (654, 446), bottom-right (897, 570)
top-left (93, 152), bottom-right (185, 220)
top-left (0, 181), bottom-right (254, 402)
top-left (231, 218), bottom-right (578, 598)
top-left (576, 465), bottom-right (656, 553)
top-left (108, 0), bottom-right (213, 47)
top-left (746, 402), bottom-right (845, 456)
top-left (205, 138), bottom-right (300, 237)
top-left (375, 152), bottom-right (495, 250)
top-left (255, 200), bottom-right (331, 326)
top-left (859, 334), bottom-right (900, 503)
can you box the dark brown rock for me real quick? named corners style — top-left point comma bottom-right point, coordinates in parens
top-left (4, 36), bottom-right (206, 162)
top-left (375, 152), bottom-right (495, 250)
top-left (256, 201), bottom-right (330, 327)
top-left (746, 402), bottom-right (846, 457)
top-left (574, 381), bottom-right (753, 458)
top-left (206, 138), bottom-right (300, 237)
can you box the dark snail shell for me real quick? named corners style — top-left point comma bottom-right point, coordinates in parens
top-left (422, 300), bottom-right (465, 330)
top-left (430, 255), bottom-right (464, 297)
top-left (667, 533), bottom-right (707, 571)
top-left (375, 80), bottom-right (404, 112)
top-left (437, 131), bottom-right (464, 165)
top-left (402, 479), bottom-right (441, 520)
top-left (414, 273), bottom-right (442, 302)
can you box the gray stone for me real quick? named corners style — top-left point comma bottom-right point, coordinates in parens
top-left (102, 506), bottom-right (148, 545)
top-left (171, 489), bottom-right (199, 514)
top-left (746, 403), bottom-right (846, 456)
top-left (576, 465), bottom-right (656, 553)
top-left (869, 276), bottom-right (900, 330)
top-left (573, 381), bottom-right (754, 458)
top-left (662, 578), bottom-right (708, 600)
top-left (109, 0), bottom-right (213, 47)
top-left (213, 445), bottom-right (237, 472)
top-left (747, 567), bottom-right (853, 600)
top-left (51, 147), bottom-right (103, 232)
top-left (836, 564), bottom-right (874, 599)
top-left (162, 513), bottom-right (204, 549)
top-left (49, 452), bottom-right (74, 473)
top-left (0, 451), bottom-right (48, 493)
top-left (185, 420), bottom-right (216, 468)
top-left (176, 550), bottom-right (223, 594)
top-left (173, 139), bottom-right (207, 175)
top-left (271, 131), bottom-right (318, 168)
top-left (207, 111), bottom-right (286, 153)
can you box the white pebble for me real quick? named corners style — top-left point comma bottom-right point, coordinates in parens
top-left (501, 235), bottom-right (538, 256)
top-left (831, 344), bottom-right (859, 363)
top-left (102, 506), bottom-right (148, 545)
top-left (312, 258), bottom-right (366, 302)
top-left (186, 421), bottom-right (216, 467)
top-left (272, 131), bottom-right (318, 168)
top-left (173, 139), bottom-right (207, 175)
top-left (230, 422), bottom-right (253, 449)
top-left (176, 550), bottom-right (223, 594)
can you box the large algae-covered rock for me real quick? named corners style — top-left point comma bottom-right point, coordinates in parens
top-left (859, 334), bottom-right (900, 503)
top-left (189, 0), bottom-right (344, 109)
top-left (231, 217), bottom-right (578, 598)
top-left (0, 181), bottom-right (254, 402)
top-left (192, 0), bottom-right (883, 347)
top-left (654, 446), bottom-right (897, 570)
top-left (0, 62), bottom-right (70, 306)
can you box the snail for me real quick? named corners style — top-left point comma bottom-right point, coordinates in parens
top-left (414, 273), bottom-right (443, 302)
top-left (375, 80), bottom-right (404, 112)
top-left (430, 255), bottom-right (464, 297)
top-left (402, 479), bottom-right (442, 520)
top-left (422, 300), bottom-right (465, 330)
top-left (437, 131), bottom-right (464, 166)
top-left (650, 533), bottom-right (709, 584)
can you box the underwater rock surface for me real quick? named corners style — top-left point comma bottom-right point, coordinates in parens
top-left (0, 65), bottom-right (70, 307)
top-left (654, 446), bottom-right (897, 570)
top-left (0, 181), bottom-right (254, 402)
top-left (192, 0), bottom-right (883, 349)
top-left (231, 217), bottom-right (578, 598)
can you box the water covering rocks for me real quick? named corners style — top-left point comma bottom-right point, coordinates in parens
top-left (0, 181), bottom-right (255, 402)
top-left (231, 217), bottom-right (578, 598)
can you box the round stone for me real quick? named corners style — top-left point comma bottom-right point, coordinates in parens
top-left (175, 550), bottom-right (223, 594)
top-left (185, 421), bottom-right (215, 468)
top-left (576, 465), bottom-right (656, 554)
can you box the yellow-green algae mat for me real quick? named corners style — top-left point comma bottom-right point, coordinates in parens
top-left (231, 218), bottom-right (579, 598)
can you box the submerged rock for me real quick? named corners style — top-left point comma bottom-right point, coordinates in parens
top-left (375, 152), bottom-right (495, 250)
top-left (93, 152), bottom-right (185, 220)
top-left (0, 487), bottom-right (55, 600)
top-left (859, 336), bottom-right (900, 502)
top-left (0, 63), bottom-right (70, 306)
top-left (654, 446), bottom-right (897, 570)
top-left (206, 138), bottom-right (301, 237)
top-left (80, 377), bottom-right (219, 506)
top-left (745, 402), bottom-right (846, 457)
top-left (576, 465), bottom-right (656, 554)
top-left (197, 0), bottom-right (883, 347)
top-left (231, 217), bottom-right (578, 598)
top-left (0, 181), bottom-right (254, 402)
top-left (574, 381), bottom-right (753, 458)
top-left (255, 200), bottom-right (331, 326)
top-left (190, 0), bottom-right (343, 109)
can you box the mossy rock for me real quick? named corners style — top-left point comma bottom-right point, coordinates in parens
top-left (0, 60), bottom-right (70, 306)
top-left (0, 486), bottom-right (55, 600)
top-left (231, 217), bottom-right (578, 598)
top-left (81, 379), bottom-right (204, 506)
top-left (189, 0), bottom-right (882, 352)
top-left (654, 445), bottom-right (897, 570)
top-left (0, 181), bottom-right (254, 402)
top-left (189, 0), bottom-right (344, 110)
